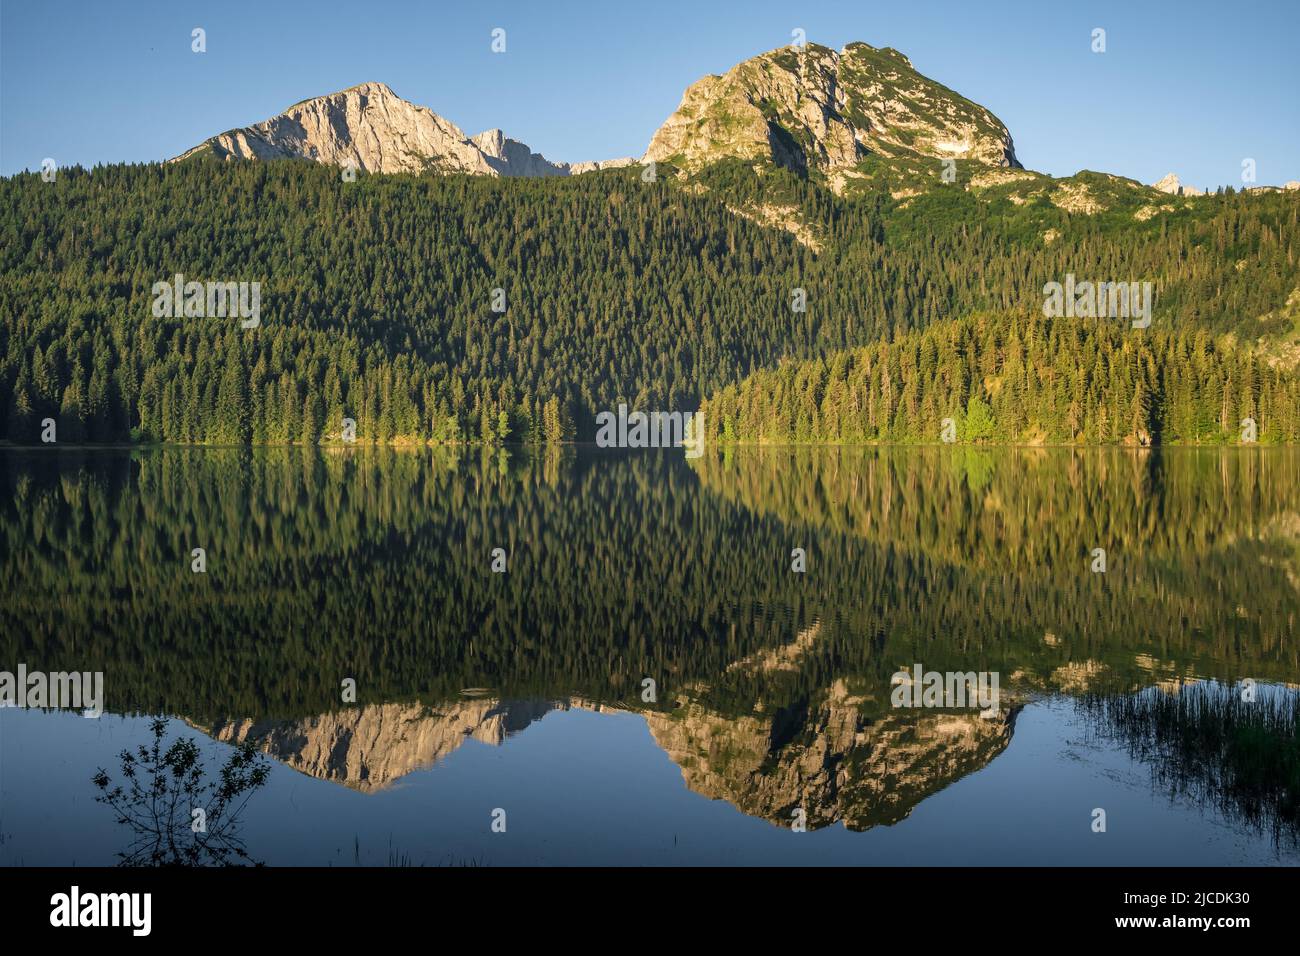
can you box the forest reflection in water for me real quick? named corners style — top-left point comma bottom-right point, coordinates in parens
top-left (1, 444), bottom-right (1297, 855)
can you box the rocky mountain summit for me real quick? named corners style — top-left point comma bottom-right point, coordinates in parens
top-left (1152, 173), bottom-right (1204, 197)
top-left (644, 41), bottom-right (1021, 175)
top-left (204, 699), bottom-right (559, 791)
top-left (199, 691), bottom-right (1016, 829)
top-left (173, 81), bottom-right (632, 176)
top-left (174, 43), bottom-right (1021, 182)
top-left (170, 47), bottom-right (1281, 204)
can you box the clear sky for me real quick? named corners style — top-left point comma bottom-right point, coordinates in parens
top-left (2, 0), bottom-right (1297, 187)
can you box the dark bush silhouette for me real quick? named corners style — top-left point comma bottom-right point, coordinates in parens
top-left (93, 717), bottom-right (270, 866)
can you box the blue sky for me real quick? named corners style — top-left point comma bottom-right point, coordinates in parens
top-left (3, 0), bottom-right (1297, 187)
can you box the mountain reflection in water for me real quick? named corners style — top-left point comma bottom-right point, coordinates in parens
top-left (1, 445), bottom-right (1297, 860)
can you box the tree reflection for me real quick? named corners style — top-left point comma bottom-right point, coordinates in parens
top-left (92, 718), bottom-right (270, 866)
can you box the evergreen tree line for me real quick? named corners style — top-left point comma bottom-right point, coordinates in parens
top-left (1, 159), bottom-right (1297, 445)
top-left (3, 446), bottom-right (1295, 720)
top-left (701, 312), bottom-right (1300, 444)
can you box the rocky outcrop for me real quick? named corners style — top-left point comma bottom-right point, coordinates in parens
top-left (173, 82), bottom-right (626, 177)
top-left (206, 698), bottom-right (559, 791)
top-left (469, 128), bottom-right (570, 177)
top-left (644, 41), bottom-right (1021, 175)
top-left (1246, 181), bottom-right (1300, 194)
top-left (565, 157), bottom-right (640, 175)
top-left (1152, 173), bottom-right (1204, 197)
top-left (644, 680), bottom-right (1018, 830)
top-left (470, 130), bottom-right (637, 177)
top-left (200, 680), bottom-right (1018, 831)
top-left (727, 620), bottom-right (823, 672)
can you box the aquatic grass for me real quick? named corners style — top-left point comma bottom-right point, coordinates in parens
top-left (1079, 682), bottom-right (1300, 848)
top-left (345, 834), bottom-right (485, 867)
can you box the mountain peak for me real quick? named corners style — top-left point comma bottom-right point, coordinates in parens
top-left (1152, 172), bottom-right (1204, 196)
top-left (173, 84), bottom-right (616, 178)
top-left (295, 80), bottom-right (396, 101)
top-left (469, 128), bottom-right (573, 177)
top-left (643, 41), bottom-right (1020, 176)
top-left (841, 41), bottom-right (912, 69)
top-left (285, 81), bottom-right (400, 108)
top-left (345, 80), bottom-right (394, 95)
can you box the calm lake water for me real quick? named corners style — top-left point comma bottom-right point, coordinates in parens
top-left (1, 445), bottom-right (1298, 866)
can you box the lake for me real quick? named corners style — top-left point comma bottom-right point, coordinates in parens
top-left (1, 444), bottom-right (1297, 865)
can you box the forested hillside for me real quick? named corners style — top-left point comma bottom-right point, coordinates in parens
top-left (700, 312), bottom-right (1300, 445)
top-left (1, 158), bottom-right (1297, 444)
